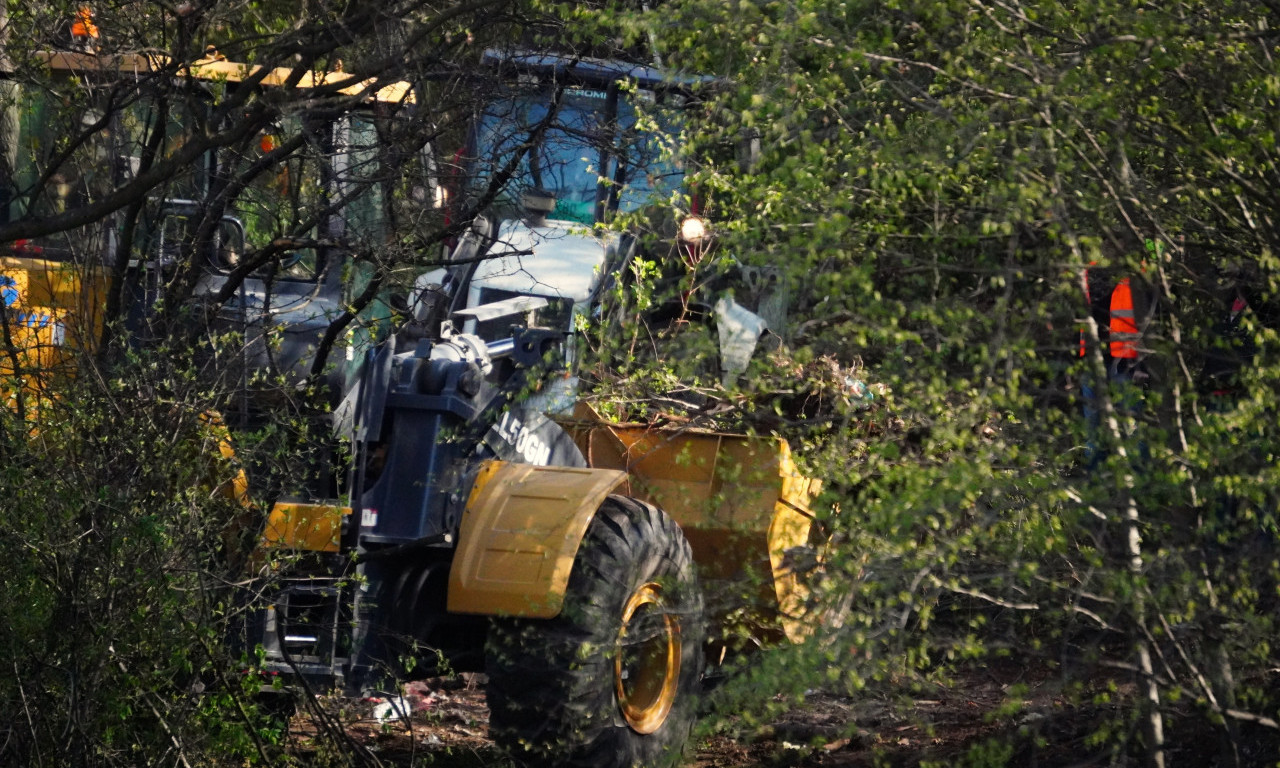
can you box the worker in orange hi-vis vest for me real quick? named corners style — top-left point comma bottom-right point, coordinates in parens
top-left (1079, 241), bottom-right (1158, 469)
top-left (70, 6), bottom-right (99, 52)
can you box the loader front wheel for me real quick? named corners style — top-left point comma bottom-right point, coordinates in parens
top-left (486, 495), bottom-right (704, 768)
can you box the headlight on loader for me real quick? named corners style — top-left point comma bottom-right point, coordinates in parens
top-left (679, 215), bottom-right (707, 244)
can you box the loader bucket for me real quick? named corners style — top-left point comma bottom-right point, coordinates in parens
top-left (561, 403), bottom-right (825, 643)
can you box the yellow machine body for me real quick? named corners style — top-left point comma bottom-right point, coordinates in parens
top-left (252, 462), bottom-right (628, 619)
top-left (251, 411), bottom-right (822, 635)
top-left (447, 461), bottom-right (626, 618)
top-left (40, 51), bottom-right (415, 104)
top-left (0, 256), bottom-right (108, 412)
top-left (260, 501), bottom-right (351, 553)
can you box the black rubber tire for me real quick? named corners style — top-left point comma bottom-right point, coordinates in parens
top-left (486, 495), bottom-right (705, 768)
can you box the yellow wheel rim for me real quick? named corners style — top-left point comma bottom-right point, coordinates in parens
top-left (615, 582), bottom-right (681, 734)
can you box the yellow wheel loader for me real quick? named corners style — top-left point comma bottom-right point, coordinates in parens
top-left (244, 49), bottom-right (825, 768)
top-left (252, 315), bottom-right (823, 768)
top-left (217, 46), bottom-right (819, 767)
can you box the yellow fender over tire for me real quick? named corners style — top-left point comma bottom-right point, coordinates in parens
top-left (447, 460), bottom-right (626, 618)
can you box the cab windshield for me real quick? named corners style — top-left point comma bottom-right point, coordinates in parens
top-left (474, 85), bottom-right (684, 225)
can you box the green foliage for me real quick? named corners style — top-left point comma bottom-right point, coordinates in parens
top-left (0, 342), bottom-right (292, 766)
top-left (12, 0), bottom-right (1280, 762)
top-left (598, 0), bottom-right (1280, 762)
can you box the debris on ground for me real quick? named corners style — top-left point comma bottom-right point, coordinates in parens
top-left (279, 659), bottom-right (1279, 767)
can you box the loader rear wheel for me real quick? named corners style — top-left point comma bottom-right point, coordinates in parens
top-left (486, 495), bottom-right (704, 768)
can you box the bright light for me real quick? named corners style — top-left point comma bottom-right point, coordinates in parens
top-left (680, 215), bottom-right (707, 242)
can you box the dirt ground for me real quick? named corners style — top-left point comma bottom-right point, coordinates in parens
top-left (282, 657), bottom-right (1280, 766)
top-left (280, 660), bottom-right (1150, 767)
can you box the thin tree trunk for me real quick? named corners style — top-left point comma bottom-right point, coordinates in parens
top-left (1064, 222), bottom-right (1165, 768)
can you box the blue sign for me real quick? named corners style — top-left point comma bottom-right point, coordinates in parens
top-left (0, 275), bottom-right (17, 308)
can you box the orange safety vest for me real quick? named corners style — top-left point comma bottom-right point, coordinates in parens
top-left (71, 7), bottom-right (99, 40)
top-left (1109, 277), bottom-right (1140, 359)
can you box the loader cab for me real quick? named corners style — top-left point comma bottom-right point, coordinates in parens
top-left (456, 49), bottom-right (699, 331)
top-left (423, 50), bottom-right (781, 392)
top-left (194, 102), bottom-right (425, 395)
top-left (409, 51), bottom-right (717, 404)
top-left (0, 50), bottom-right (421, 393)
top-left (0, 51), bottom-right (221, 393)
top-left (145, 65), bottom-right (429, 398)
top-left (0, 52), bottom-right (215, 264)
